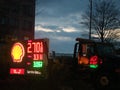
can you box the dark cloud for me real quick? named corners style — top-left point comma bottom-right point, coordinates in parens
top-left (35, 25), bottom-right (86, 53)
top-left (35, 19), bottom-right (88, 53)
top-left (35, 0), bottom-right (120, 53)
top-left (42, 25), bottom-right (62, 31)
top-left (36, 0), bottom-right (88, 17)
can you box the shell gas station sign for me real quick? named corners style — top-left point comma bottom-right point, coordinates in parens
top-left (10, 39), bottom-right (49, 76)
top-left (11, 42), bottom-right (25, 63)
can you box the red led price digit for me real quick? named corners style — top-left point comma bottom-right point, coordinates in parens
top-left (32, 42), bottom-right (36, 53)
top-left (33, 54), bottom-right (43, 60)
top-left (36, 42), bottom-right (43, 53)
top-left (33, 42), bottom-right (43, 53)
top-left (27, 43), bottom-right (32, 53)
top-left (40, 42), bottom-right (43, 53)
top-left (36, 42), bottom-right (40, 53)
top-left (27, 40), bottom-right (44, 60)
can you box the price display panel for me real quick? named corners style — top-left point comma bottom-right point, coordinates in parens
top-left (10, 39), bottom-right (48, 76)
top-left (26, 39), bottom-right (47, 75)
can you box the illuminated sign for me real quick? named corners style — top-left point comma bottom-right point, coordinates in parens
top-left (90, 64), bottom-right (98, 68)
top-left (27, 70), bottom-right (41, 75)
top-left (10, 68), bottom-right (25, 75)
top-left (27, 40), bottom-right (44, 60)
top-left (11, 42), bottom-right (25, 63)
top-left (10, 39), bottom-right (48, 76)
top-left (89, 56), bottom-right (98, 68)
top-left (33, 61), bottom-right (43, 68)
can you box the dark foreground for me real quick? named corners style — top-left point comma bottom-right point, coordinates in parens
top-left (0, 76), bottom-right (93, 90)
top-left (0, 77), bottom-right (119, 90)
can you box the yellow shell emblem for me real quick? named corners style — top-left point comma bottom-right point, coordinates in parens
top-left (11, 42), bottom-right (25, 63)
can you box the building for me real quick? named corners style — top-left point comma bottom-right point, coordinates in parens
top-left (0, 0), bottom-right (35, 41)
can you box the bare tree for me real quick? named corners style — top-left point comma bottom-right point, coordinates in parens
top-left (105, 29), bottom-right (120, 42)
top-left (82, 0), bottom-right (120, 42)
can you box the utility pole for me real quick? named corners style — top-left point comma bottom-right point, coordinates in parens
top-left (89, 0), bottom-right (92, 40)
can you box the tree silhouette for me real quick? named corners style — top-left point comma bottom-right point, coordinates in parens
top-left (82, 0), bottom-right (120, 42)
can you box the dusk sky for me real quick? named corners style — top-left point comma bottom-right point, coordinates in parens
top-left (35, 0), bottom-right (120, 53)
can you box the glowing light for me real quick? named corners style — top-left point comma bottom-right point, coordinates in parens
top-left (27, 41), bottom-right (44, 60)
top-left (89, 56), bottom-right (98, 69)
top-left (90, 65), bottom-right (98, 68)
top-left (27, 41), bottom-right (43, 53)
top-left (11, 42), bottom-right (25, 63)
top-left (10, 68), bottom-right (25, 75)
top-left (33, 54), bottom-right (43, 60)
top-left (33, 61), bottom-right (43, 68)
top-left (27, 62), bottom-right (31, 65)
top-left (78, 56), bottom-right (89, 65)
top-left (27, 70), bottom-right (41, 75)
top-left (27, 42), bottom-right (32, 53)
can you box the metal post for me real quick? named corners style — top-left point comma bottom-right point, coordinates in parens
top-left (89, 0), bottom-right (92, 40)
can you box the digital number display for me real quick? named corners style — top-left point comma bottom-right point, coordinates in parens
top-left (27, 41), bottom-right (43, 53)
top-left (27, 40), bottom-right (44, 60)
top-left (33, 61), bottom-right (43, 68)
top-left (10, 39), bottom-right (48, 76)
top-left (10, 68), bottom-right (25, 75)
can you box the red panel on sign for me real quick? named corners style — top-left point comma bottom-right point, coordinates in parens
top-left (10, 68), bottom-right (25, 75)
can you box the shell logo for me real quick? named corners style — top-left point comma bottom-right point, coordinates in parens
top-left (11, 42), bottom-right (25, 63)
